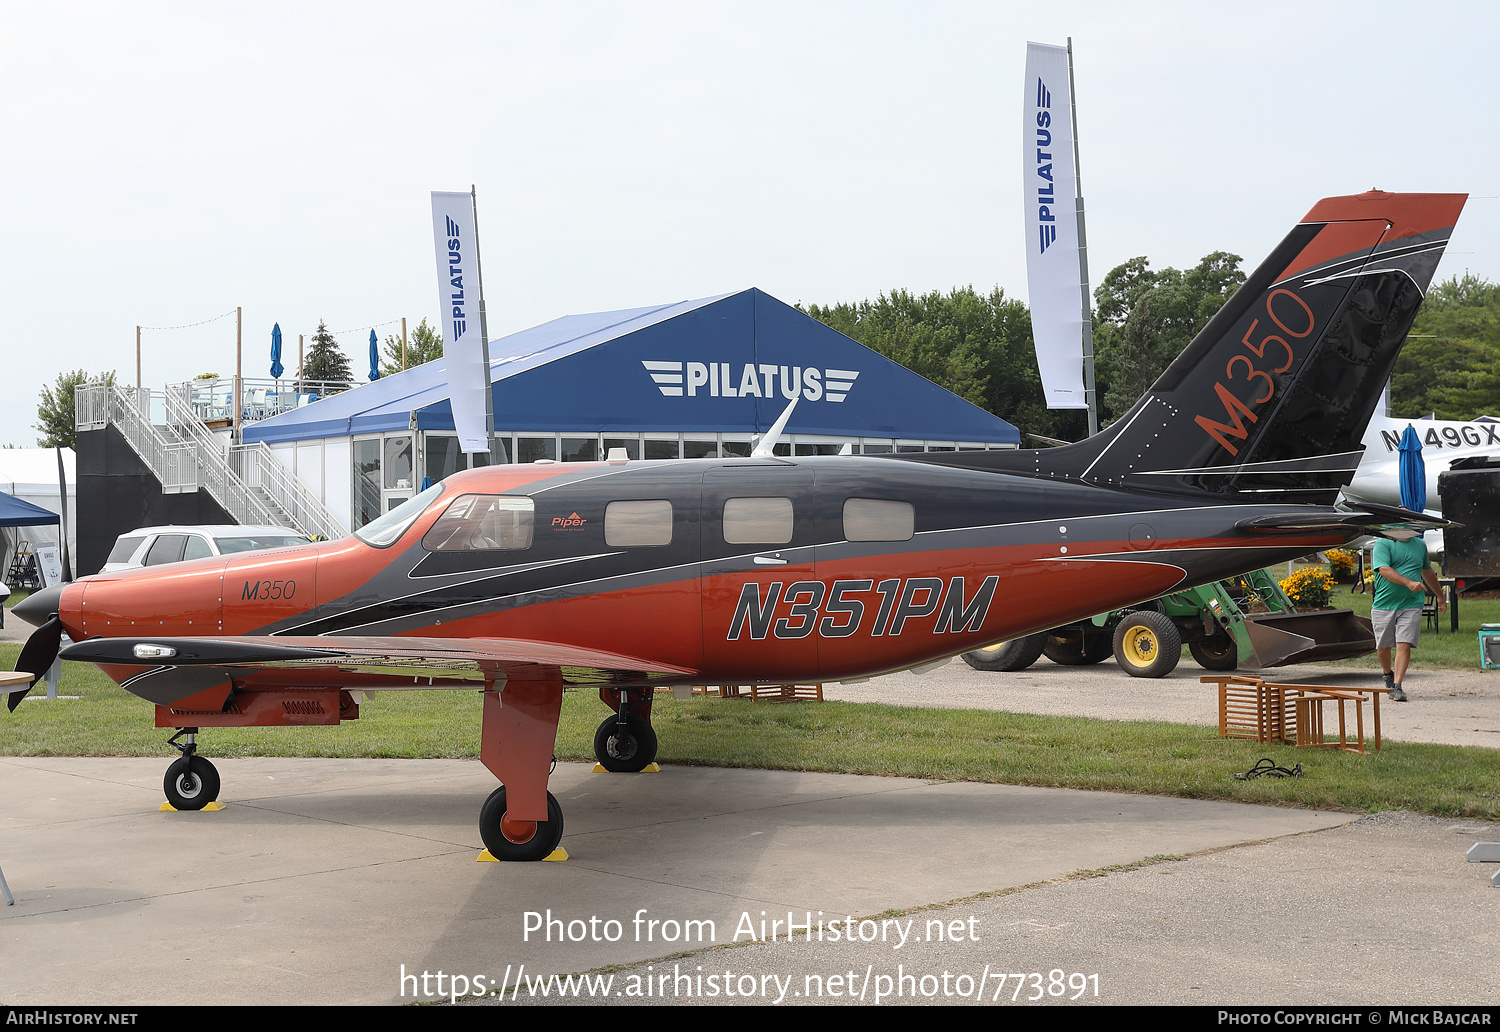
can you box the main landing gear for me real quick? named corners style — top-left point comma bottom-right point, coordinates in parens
top-left (593, 685), bottom-right (658, 773)
top-left (477, 676), bottom-right (567, 862)
top-left (479, 786), bottom-right (565, 862)
top-left (163, 728), bottom-right (220, 810)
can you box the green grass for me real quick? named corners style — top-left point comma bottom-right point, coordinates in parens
top-left (5, 642), bottom-right (1499, 821)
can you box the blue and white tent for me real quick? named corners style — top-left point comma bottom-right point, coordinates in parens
top-left (244, 289), bottom-right (1019, 532)
top-left (244, 289), bottom-right (1019, 446)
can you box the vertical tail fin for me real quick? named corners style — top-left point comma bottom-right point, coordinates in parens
top-left (1045, 191), bottom-right (1467, 502)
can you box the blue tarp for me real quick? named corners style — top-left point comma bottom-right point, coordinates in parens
top-left (243, 289), bottom-right (1020, 446)
top-left (0, 492), bottom-right (60, 527)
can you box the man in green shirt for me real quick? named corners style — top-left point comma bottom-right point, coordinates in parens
top-left (1371, 530), bottom-right (1445, 702)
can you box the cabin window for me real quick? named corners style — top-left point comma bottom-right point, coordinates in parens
top-left (843, 498), bottom-right (914, 542)
top-left (422, 495), bottom-right (535, 551)
top-left (722, 497), bottom-right (794, 545)
top-left (605, 500), bottom-right (673, 546)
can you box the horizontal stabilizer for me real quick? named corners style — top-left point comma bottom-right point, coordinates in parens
top-left (1235, 503), bottom-right (1451, 534)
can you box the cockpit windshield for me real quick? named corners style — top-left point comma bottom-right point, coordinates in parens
top-left (353, 482), bottom-right (446, 548)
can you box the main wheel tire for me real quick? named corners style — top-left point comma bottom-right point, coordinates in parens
top-left (593, 714), bottom-right (658, 773)
top-left (479, 787), bottom-right (565, 862)
top-left (1112, 611), bottom-right (1182, 678)
top-left (1042, 629), bottom-right (1114, 666)
top-left (962, 632), bottom-right (1046, 672)
top-left (1190, 632), bottom-right (1238, 671)
top-left (163, 755), bottom-right (220, 811)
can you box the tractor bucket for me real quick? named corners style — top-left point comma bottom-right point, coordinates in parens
top-left (1240, 609), bottom-right (1376, 668)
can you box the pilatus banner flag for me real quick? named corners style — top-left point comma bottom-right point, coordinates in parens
top-left (1023, 42), bottom-right (1087, 409)
top-left (431, 191), bottom-right (490, 452)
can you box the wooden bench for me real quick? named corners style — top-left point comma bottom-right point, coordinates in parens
top-left (1202, 674), bottom-right (1381, 753)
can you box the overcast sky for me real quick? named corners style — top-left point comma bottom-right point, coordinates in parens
top-left (2, 0), bottom-right (1495, 447)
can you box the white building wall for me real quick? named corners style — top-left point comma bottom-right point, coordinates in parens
top-left (324, 438), bottom-right (352, 533)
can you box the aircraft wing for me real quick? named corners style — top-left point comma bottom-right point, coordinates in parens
top-left (59, 634), bottom-right (699, 707)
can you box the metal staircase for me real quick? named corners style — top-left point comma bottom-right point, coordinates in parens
top-left (76, 384), bottom-right (346, 541)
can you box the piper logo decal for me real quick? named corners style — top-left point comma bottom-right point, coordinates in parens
top-left (552, 512), bottom-right (587, 529)
top-left (642, 361), bottom-right (859, 402)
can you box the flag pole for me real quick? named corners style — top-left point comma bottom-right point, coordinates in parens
top-left (1067, 38), bottom-right (1098, 437)
top-left (470, 185), bottom-right (497, 463)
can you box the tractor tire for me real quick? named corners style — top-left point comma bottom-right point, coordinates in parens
top-left (1112, 611), bottom-right (1182, 678)
top-left (962, 633), bottom-right (1047, 672)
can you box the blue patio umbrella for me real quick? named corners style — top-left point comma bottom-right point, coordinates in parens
top-left (270, 323), bottom-right (284, 379)
top-left (1398, 424), bottom-right (1426, 511)
top-left (368, 329), bottom-right (381, 381)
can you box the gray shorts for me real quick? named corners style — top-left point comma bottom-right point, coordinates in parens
top-left (1372, 607), bottom-right (1422, 649)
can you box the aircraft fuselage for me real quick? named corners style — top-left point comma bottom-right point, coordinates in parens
top-left (62, 455), bottom-right (1346, 695)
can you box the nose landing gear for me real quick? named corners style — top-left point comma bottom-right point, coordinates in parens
top-left (163, 728), bottom-right (220, 810)
top-left (593, 685), bottom-right (658, 773)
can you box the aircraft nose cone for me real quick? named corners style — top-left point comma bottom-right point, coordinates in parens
top-left (12, 583), bottom-right (65, 627)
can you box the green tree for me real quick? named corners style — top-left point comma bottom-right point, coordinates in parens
top-left (36, 369), bottom-right (117, 449)
top-left (1091, 251), bottom-right (1245, 421)
top-left (802, 286), bottom-right (1088, 442)
top-left (301, 320), bottom-right (353, 384)
top-left (380, 317), bottom-right (444, 376)
top-left (1390, 274), bottom-right (1500, 419)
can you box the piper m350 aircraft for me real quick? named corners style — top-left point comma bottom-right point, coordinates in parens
top-left (12, 191), bottom-right (1464, 860)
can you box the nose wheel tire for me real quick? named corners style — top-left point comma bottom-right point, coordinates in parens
top-left (479, 787), bottom-right (565, 861)
top-left (164, 756), bottom-right (220, 811)
top-left (593, 715), bottom-right (658, 773)
top-left (1112, 611), bottom-right (1182, 679)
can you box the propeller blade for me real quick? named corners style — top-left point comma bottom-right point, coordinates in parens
top-left (10, 615), bottom-right (63, 711)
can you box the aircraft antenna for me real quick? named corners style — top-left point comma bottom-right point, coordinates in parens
top-left (750, 396), bottom-right (799, 458)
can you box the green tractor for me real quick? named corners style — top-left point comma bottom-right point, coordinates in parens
top-left (963, 567), bottom-right (1375, 678)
